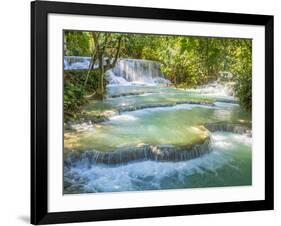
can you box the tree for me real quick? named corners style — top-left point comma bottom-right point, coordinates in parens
top-left (84, 32), bottom-right (123, 95)
top-left (229, 39), bottom-right (252, 110)
top-left (64, 30), bottom-right (252, 110)
top-left (64, 31), bottom-right (91, 56)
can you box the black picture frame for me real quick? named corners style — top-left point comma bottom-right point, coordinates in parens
top-left (31, 0), bottom-right (274, 224)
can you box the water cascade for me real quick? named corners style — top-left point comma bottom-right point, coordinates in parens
top-left (65, 137), bottom-right (211, 166)
top-left (63, 57), bottom-right (252, 194)
top-left (189, 80), bottom-right (235, 98)
top-left (106, 59), bottom-right (171, 86)
top-left (64, 56), bottom-right (92, 70)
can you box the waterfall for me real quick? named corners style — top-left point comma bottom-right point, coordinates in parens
top-left (64, 56), bottom-right (92, 70)
top-left (64, 57), bottom-right (171, 86)
top-left (106, 59), bottom-right (171, 86)
top-left (64, 137), bottom-right (211, 166)
top-left (194, 80), bottom-right (235, 97)
top-left (106, 70), bottom-right (129, 85)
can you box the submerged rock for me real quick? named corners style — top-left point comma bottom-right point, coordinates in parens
top-left (64, 113), bottom-right (112, 132)
top-left (214, 98), bottom-right (239, 104)
top-left (64, 136), bottom-right (211, 166)
top-left (108, 91), bottom-right (156, 98)
top-left (118, 101), bottom-right (214, 113)
top-left (63, 168), bottom-right (89, 194)
top-left (204, 122), bottom-right (251, 135)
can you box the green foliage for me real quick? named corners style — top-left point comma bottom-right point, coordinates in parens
top-left (152, 36), bottom-right (225, 86)
top-left (64, 80), bottom-right (86, 121)
top-left (234, 73), bottom-right (252, 111)
top-left (229, 40), bottom-right (252, 110)
top-left (121, 34), bottom-right (159, 60)
top-left (64, 70), bottom-right (101, 121)
top-left (64, 31), bottom-right (91, 56)
top-left (64, 31), bottom-right (252, 112)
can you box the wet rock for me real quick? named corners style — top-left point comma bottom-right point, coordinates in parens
top-left (64, 184), bottom-right (85, 194)
top-left (64, 115), bottom-right (109, 132)
top-left (118, 101), bottom-right (214, 113)
top-left (63, 177), bottom-right (73, 189)
top-left (214, 98), bottom-right (239, 104)
top-left (64, 136), bottom-right (211, 166)
top-left (175, 100), bottom-right (215, 106)
top-left (204, 122), bottom-right (251, 134)
top-left (109, 91), bottom-right (156, 98)
top-left (63, 169), bottom-right (89, 194)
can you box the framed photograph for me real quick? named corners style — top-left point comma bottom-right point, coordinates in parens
top-left (31, 1), bottom-right (274, 224)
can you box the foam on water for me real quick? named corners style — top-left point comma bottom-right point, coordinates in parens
top-left (64, 58), bottom-right (251, 193)
top-left (128, 104), bottom-right (216, 115)
top-left (115, 100), bottom-right (240, 117)
top-left (64, 56), bottom-right (92, 70)
top-left (106, 70), bottom-right (130, 85)
top-left (64, 132), bottom-right (251, 193)
top-left (189, 81), bottom-right (234, 98)
top-left (109, 114), bottom-right (139, 121)
top-left (106, 59), bottom-right (171, 86)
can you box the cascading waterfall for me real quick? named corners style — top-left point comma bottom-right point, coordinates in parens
top-left (63, 57), bottom-right (171, 86)
top-left (106, 59), bottom-right (171, 86)
top-left (190, 80), bottom-right (235, 98)
top-left (64, 56), bottom-right (92, 70)
top-left (63, 56), bottom-right (252, 194)
top-left (65, 138), bottom-right (211, 166)
top-left (64, 132), bottom-right (252, 194)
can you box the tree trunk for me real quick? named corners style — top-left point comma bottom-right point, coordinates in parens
top-left (84, 32), bottom-right (100, 88)
top-left (86, 33), bottom-right (123, 97)
top-left (84, 50), bottom-right (97, 88)
top-left (111, 36), bottom-right (122, 68)
top-left (206, 38), bottom-right (209, 82)
top-left (98, 55), bottom-right (104, 94)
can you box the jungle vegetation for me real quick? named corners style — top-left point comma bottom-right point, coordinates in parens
top-left (64, 31), bottom-right (252, 119)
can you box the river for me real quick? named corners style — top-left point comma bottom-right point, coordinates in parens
top-left (63, 58), bottom-right (252, 194)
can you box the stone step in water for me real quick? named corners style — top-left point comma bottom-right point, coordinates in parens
top-left (64, 136), bottom-right (211, 166)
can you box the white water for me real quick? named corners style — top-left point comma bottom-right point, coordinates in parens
top-left (64, 58), bottom-right (250, 194)
top-left (106, 70), bottom-right (130, 85)
top-left (188, 80), bottom-right (234, 98)
top-left (64, 57), bottom-right (171, 86)
top-left (66, 132), bottom-right (251, 193)
top-left (64, 56), bottom-right (92, 70)
top-left (106, 59), bottom-right (171, 86)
